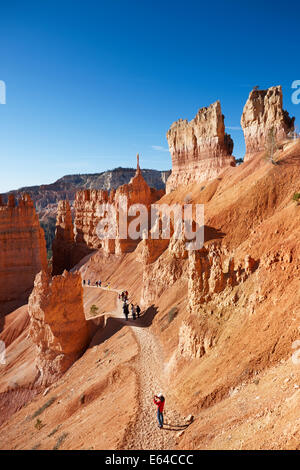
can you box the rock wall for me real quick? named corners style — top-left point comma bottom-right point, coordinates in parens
top-left (166, 101), bottom-right (235, 192)
top-left (28, 270), bottom-right (90, 385)
top-left (241, 85), bottom-right (295, 161)
top-left (73, 155), bottom-right (164, 257)
top-left (52, 200), bottom-right (75, 275)
top-left (188, 243), bottom-right (257, 313)
top-left (0, 194), bottom-right (47, 315)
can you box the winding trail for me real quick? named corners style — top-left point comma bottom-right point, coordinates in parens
top-left (85, 285), bottom-right (186, 450)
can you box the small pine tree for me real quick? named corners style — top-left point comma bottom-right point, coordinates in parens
top-left (265, 127), bottom-right (279, 165)
top-left (90, 304), bottom-right (99, 317)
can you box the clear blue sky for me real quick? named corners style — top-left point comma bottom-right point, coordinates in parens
top-left (0, 0), bottom-right (299, 192)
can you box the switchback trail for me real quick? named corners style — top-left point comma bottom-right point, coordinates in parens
top-left (85, 285), bottom-right (186, 450)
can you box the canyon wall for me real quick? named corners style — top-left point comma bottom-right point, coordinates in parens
top-left (52, 156), bottom-right (165, 272)
top-left (0, 194), bottom-right (47, 315)
top-left (241, 85), bottom-right (295, 161)
top-left (166, 101), bottom-right (235, 192)
top-left (28, 270), bottom-right (90, 385)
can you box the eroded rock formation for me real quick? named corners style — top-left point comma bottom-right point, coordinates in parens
top-left (73, 155), bottom-right (164, 258)
top-left (241, 85), bottom-right (295, 161)
top-left (188, 243), bottom-right (258, 313)
top-left (52, 200), bottom-right (75, 275)
top-left (166, 101), bottom-right (235, 192)
top-left (0, 194), bottom-right (47, 315)
top-left (28, 270), bottom-right (90, 385)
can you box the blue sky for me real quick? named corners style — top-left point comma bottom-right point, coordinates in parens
top-left (0, 0), bottom-right (299, 192)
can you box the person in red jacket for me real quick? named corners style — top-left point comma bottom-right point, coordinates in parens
top-left (153, 393), bottom-right (165, 429)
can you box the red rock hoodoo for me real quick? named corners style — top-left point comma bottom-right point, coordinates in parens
top-left (241, 85), bottom-right (295, 161)
top-left (166, 101), bottom-right (235, 192)
top-left (0, 194), bottom-right (47, 316)
top-left (28, 270), bottom-right (90, 385)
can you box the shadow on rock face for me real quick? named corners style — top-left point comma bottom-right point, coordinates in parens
top-left (136, 305), bottom-right (158, 328)
top-left (89, 316), bottom-right (125, 348)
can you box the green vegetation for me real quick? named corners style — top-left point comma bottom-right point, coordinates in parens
top-left (53, 432), bottom-right (68, 450)
top-left (160, 307), bottom-right (179, 332)
top-left (264, 127), bottom-right (279, 165)
top-left (31, 396), bottom-right (57, 420)
top-left (168, 307), bottom-right (179, 323)
top-left (48, 425), bottom-right (61, 437)
top-left (293, 192), bottom-right (300, 203)
top-left (90, 304), bottom-right (99, 316)
top-left (40, 216), bottom-right (56, 255)
top-left (34, 418), bottom-right (44, 430)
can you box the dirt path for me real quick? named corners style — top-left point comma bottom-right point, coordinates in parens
top-left (85, 286), bottom-right (186, 450)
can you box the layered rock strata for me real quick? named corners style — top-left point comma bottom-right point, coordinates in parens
top-left (166, 101), bottom-right (235, 192)
top-left (241, 85), bottom-right (295, 161)
top-left (0, 194), bottom-right (47, 315)
top-left (28, 270), bottom-right (90, 385)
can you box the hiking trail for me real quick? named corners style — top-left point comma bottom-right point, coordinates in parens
top-left (86, 285), bottom-right (186, 450)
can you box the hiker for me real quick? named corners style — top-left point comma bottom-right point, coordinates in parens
top-left (99, 280), bottom-right (101, 287)
top-left (95, 281), bottom-right (98, 287)
top-left (153, 393), bottom-right (165, 429)
top-left (83, 279), bottom-right (86, 286)
top-left (88, 279), bottom-right (91, 286)
top-left (131, 304), bottom-right (136, 320)
top-left (136, 305), bottom-right (141, 318)
top-left (123, 301), bottom-right (129, 321)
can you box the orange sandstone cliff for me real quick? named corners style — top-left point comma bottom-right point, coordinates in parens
top-left (166, 101), bottom-right (235, 193)
top-left (28, 270), bottom-right (90, 386)
top-left (0, 194), bottom-right (47, 316)
top-left (241, 85), bottom-right (295, 161)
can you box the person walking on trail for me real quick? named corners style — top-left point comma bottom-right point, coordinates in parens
top-left (154, 393), bottom-right (165, 429)
top-left (136, 305), bottom-right (141, 318)
top-left (83, 279), bottom-right (86, 286)
top-left (99, 280), bottom-right (101, 287)
top-left (131, 303), bottom-right (136, 320)
top-left (123, 301), bottom-right (129, 321)
top-left (88, 279), bottom-right (91, 286)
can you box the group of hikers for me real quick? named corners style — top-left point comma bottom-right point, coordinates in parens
top-left (83, 279), bottom-right (102, 287)
top-left (82, 279), bottom-right (165, 428)
top-left (120, 291), bottom-right (141, 321)
top-left (82, 279), bottom-right (113, 289)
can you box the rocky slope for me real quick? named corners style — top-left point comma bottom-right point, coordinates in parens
top-left (1, 139), bottom-right (300, 449)
top-left (1, 89), bottom-right (300, 451)
top-left (166, 100), bottom-right (235, 192)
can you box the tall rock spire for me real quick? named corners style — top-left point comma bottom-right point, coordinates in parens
top-left (136, 153), bottom-right (141, 175)
top-left (166, 100), bottom-right (235, 193)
